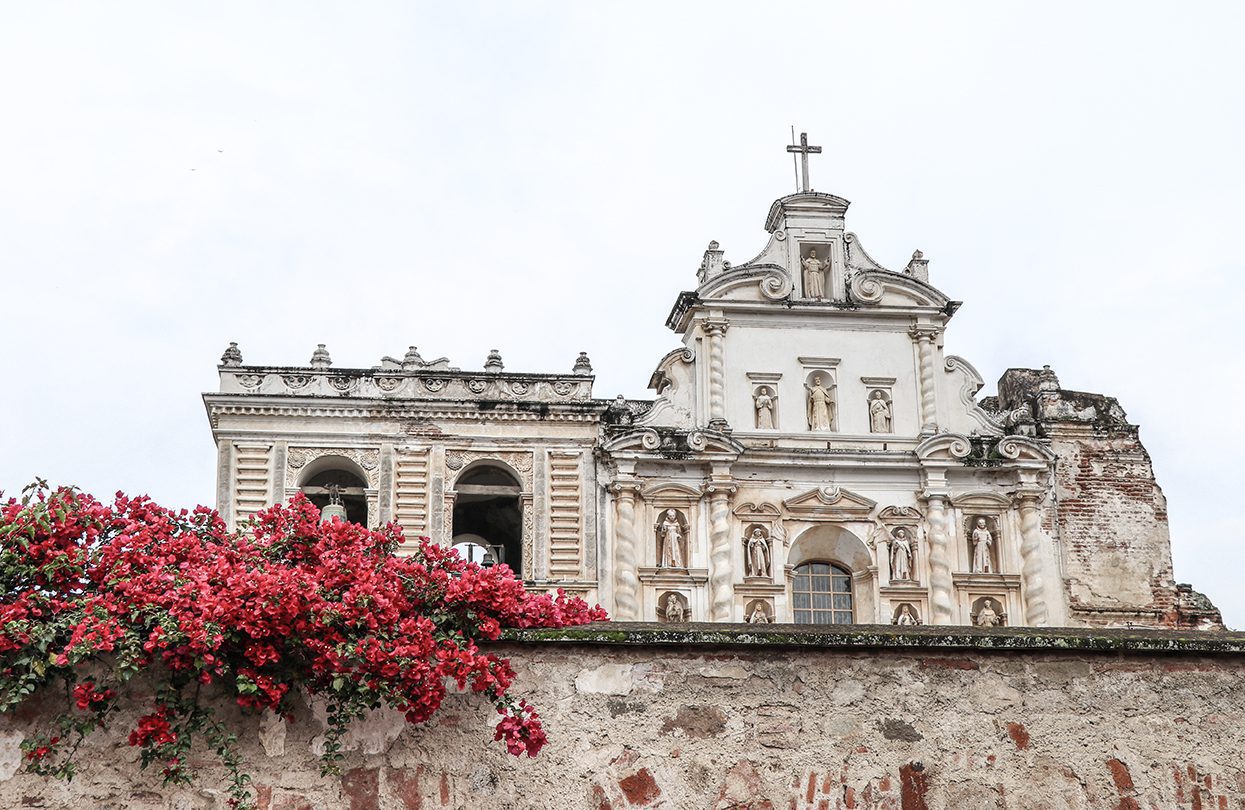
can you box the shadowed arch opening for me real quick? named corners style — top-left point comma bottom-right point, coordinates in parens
top-left (452, 464), bottom-right (523, 575)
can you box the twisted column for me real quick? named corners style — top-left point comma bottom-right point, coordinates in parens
top-left (924, 493), bottom-right (954, 624)
top-left (707, 484), bottom-right (735, 621)
top-left (1016, 492), bottom-right (1050, 626)
top-left (705, 320), bottom-right (729, 428)
top-left (911, 327), bottom-right (940, 433)
top-left (611, 484), bottom-right (641, 620)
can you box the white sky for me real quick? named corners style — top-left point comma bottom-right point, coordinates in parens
top-left (2, 3), bottom-right (1242, 626)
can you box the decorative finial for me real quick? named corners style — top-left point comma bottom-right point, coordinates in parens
top-left (484, 349), bottom-right (504, 373)
top-left (402, 346), bottom-right (424, 369)
top-left (220, 341), bottom-right (243, 367)
top-left (310, 344), bottom-right (332, 369)
top-left (573, 352), bottom-right (593, 376)
top-left (904, 250), bottom-right (930, 284)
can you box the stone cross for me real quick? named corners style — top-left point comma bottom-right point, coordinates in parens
top-left (786, 131), bottom-right (822, 193)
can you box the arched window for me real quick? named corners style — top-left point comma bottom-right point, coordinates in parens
top-left (302, 468), bottom-right (368, 525)
top-left (451, 464), bottom-right (523, 576)
top-left (791, 561), bottom-right (853, 624)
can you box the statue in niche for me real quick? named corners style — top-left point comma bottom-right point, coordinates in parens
top-left (893, 604), bottom-right (921, 626)
top-left (661, 592), bottom-right (689, 623)
top-left (753, 386), bottom-right (776, 429)
top-left (890, 527), bottom-right (914, 582)
top-left (805, 375), bottom-right (835, 431)
top-left (657, 509), bottom-right (687, 569)
top-left (744, 527), bottom-right (772, 579)
top-left (802, 248), bottom-right (828, 300)
top-left (869, 390), bottom-right (893, 433)
top-left (971, 517), bottom-right (995, 574)
top-left (974, 598), bottom-right (1004, 627)
top-left (746, 600), bottom-right (773, 624)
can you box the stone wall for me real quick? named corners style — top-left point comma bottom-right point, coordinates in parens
top-left (994, 367), bottom-right (1221, 629)
top-left (2, 625), bottom-right (1243, 809)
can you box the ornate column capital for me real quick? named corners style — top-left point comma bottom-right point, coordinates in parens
top-left (703, 318), bottom-right (730, 337)
top-left (608, 480), bottom-right (642, 497)
top-left (908, 324), bottom-right (942, 343)
top-left (1012, 490), bottom-right (1045, 509)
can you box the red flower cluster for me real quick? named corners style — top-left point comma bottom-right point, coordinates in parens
top-left (0, 483), bottom-right (606, 806)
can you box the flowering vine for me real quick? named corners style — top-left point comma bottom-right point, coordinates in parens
top-left (0, 481), bottom-right (606, 808)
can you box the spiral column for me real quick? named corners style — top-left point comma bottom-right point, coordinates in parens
top-left (924, 493), bottom-right (955, 624)
top-left (1016, 491), bottom-right (1050, 626)
top-left (910, 326), bottom-right (940, 433)
top-left (705, 319), bottom-right (729, 429)
top-left (707, 484), bottom-right (735, 621)
top-left (611, 483), bottom-right (641, 620)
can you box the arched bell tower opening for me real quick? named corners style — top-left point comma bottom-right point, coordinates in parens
top-left (300, 465), bottom-right (369, 525)
top-left (451, 464), bottom-right (523, 574)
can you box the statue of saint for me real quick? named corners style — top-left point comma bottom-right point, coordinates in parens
top-left (753, 387), bottom-right (775, 429)
top-left (805, 375), bottom-right (835, 431)
top-left (971, 517), bottom-right (994, 573)
top-left (746, 602), bottom-right (772, 624)
top-left (802, 249), bottom-right (828, 300)
top-left (975, 599), bottom-right (1002, 627)
top-left (895, 604), bottom-right (920, 626)
top-left (890, 527), bottom-right (913, 581)
top-left (664, 593), bottom-right (687, 622)
top-left (869, 391), bottom-right (892, 433)
top-left (745, 527), bottom-right (771, 578)
top-left (658, 509), bottom-right (686, 569)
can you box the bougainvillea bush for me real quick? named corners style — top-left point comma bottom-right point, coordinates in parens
top-left (0, 482), bottom-right (606, 808)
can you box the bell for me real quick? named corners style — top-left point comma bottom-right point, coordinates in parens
top-left (320, 503), bottom-right (348, 523)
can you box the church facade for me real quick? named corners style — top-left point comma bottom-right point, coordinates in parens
top-left (204, 175), bottom-right (1221, 630)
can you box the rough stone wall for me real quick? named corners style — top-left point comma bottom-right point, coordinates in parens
top-left (2, 630), bottom-right (1243, 809)
top-left (995, 368), bottom-right (1221, 629)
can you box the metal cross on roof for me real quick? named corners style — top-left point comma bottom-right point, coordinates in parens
top-left (786, 131), bottom-right (822, 193)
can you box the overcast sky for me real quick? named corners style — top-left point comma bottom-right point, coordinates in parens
top-left (2, 3), bottom-right (1242, 626)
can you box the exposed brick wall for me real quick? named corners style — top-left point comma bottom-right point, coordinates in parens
top-left (2, 635), bottom-right (1243, 809)
top-left (996, 368), bottom-right (1221, 629)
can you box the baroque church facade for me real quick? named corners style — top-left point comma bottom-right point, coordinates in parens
top-left (204, 152), bottom-right (1221, 631)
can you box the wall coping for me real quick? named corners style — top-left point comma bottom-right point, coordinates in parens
top-left (501, 622), bottom-right (1245, 655)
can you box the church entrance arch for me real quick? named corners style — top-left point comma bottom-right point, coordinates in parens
top-left (451, 464), bottom-right (523, 575)
top-left (787, 524), bottom-right (874, 623)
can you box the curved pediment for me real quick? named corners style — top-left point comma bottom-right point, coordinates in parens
top-left (994, 436), bottom-right (1056, 463)
top-left (915, 433), bottom-right (974, 461)
top-left (697, 263), bottom-right (793, 302)
top-left (783, 486), bottom-right (876, 519)
top-left (849, 270), bottom-right (954, 310)
top-left (600, 427), bottom-right (744, 457)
